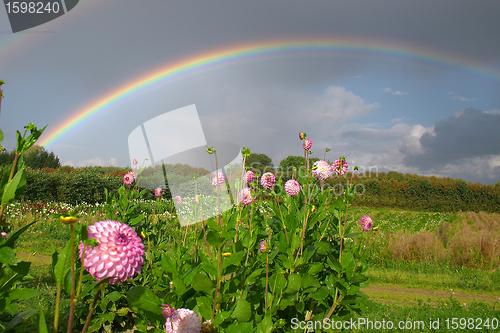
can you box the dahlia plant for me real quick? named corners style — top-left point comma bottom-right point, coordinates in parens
top-left (123, 133), bottom-right (374, 332)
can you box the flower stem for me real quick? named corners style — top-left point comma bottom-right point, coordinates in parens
top-left (265, 252), bottom-right (269, 313)
top-left (53, 286), bottom-right (61, 333)
top-left (66, 224), bottom-right (76, 333)
top-left (81, 284), bottom-right (104, 333)
top-left (211, 246), bottom-right (222, 322)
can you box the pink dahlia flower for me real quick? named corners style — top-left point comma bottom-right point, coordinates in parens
top-left (260, 172), bottom-right (276, 189)
top-left (1, 232), bottom-right (7, 239)
top-left (243, 170), bottom-right (255, 183)
top-left (303, 139), bottom-right (312, 151)
top-left (211, 171), bottom-right (225, 187)
top-left (165, 308), bottom-right (202, 333)
top-left (312, 160), bottom-right (333, 180)
top-left (238, 187), bottom-right (254, 206)
top-left (123, 171), bottom-right (135, 185)
top-left (284, 179), bottom-right (301, 196)
top-left (360, 215), bottom-right (373, 231)
top-left (78, 220), bottom-right (145, 284)
top-left (333, 158), bottom-right (348, 176)
top-left (132, 158), bottom-right (138, 166)
top-left (175, 195), bottom-right (182, 204)
top-left (154, 188), bottom-right (163, 197)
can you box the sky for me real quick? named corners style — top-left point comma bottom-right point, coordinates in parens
top-left (0, 0), bottom-right (499, 184)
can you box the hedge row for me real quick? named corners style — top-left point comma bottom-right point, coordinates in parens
top-left (11, 167), bottom-right (500, 212)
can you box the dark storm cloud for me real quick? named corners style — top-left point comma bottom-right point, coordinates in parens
top-left (402, 108), bottom-right (500, 170)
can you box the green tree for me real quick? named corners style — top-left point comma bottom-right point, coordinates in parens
top-left (245, 153), bottom-right (274, 175)
top-left (278, 155), bottom-right (319, 172)
top-left (23, 144), bottom-right (60, 169)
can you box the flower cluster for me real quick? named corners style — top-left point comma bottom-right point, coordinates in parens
top-left (78, 220), bottom-right (145, 284)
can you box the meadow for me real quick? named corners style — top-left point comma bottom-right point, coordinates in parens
top-left (5, 200), bottom-right (500, 332)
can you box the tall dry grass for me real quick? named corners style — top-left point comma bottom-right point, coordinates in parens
top-left (368, 211), bottom-right (500, 270)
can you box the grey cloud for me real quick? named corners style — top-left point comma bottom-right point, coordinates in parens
top-left (402, 108), bottom-right (500, 170)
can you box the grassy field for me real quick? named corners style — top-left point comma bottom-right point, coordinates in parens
top-left (4, 201), bottom-right (500, 332)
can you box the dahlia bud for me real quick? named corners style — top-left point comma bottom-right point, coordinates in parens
top-left (222, 252), bottom-right (232, 257)
top-left (303, 139), bottom-right (312, 151)
top-left (260, 240), bottom-right (267, 252)
top-left (299, 132), bottom-right (306, 140)
top-left (162, 304), bottom-right (176, 319)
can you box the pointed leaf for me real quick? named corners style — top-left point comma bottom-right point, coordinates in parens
top-left (126, 286), bottom-right (162, 314)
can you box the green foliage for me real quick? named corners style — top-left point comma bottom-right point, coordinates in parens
top-left (23, 145), bottom-right (61, 169)
top-left (277, 155), bottom-right (319, 174)
top-left (333, 172), bottom-right (500, 213)
top-left (245, 153), bottom-right (274, 175)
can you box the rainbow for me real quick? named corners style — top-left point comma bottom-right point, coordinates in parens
top-left (38, 37), bottom-right (500, 148)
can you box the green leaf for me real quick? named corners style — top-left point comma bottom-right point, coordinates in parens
top-left (191, 271), bottom-right (214, 294)
top-left (2, 221), bottom-right (36, 249)
top-left (222, 251), bottom-right (246, 271)
top-left (0, 261), bottom-right (31, 293)
top-left (107, 291), bottom-right (123, 302)
top-left (38, 308), bottom-right (48, 333)
top-left (256, 315), bottom-right (273, 333)
top-left (53, 240), bottom-right (72, 288)
top-left (1, 165), bottom-right (25, 207)
top-left (126, 286), bottom-right (162, 315)
top-left (8, 288), bottom-right (39, 301)
top-left (226, 322), bottom-right (253, 332)
top-left (0, 247), bottom-right (16, 265)
top-left (284, 274), bottom-right (301, 293)
top-left (1, 308), bottom-right (38, 332)
top-left (195, 296), bottom-right (213, 320)
top-left (231, 298), bottom-right (251, 322)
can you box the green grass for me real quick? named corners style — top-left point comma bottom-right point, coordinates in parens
top-left (352, 297), bottom-right (500, 332)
